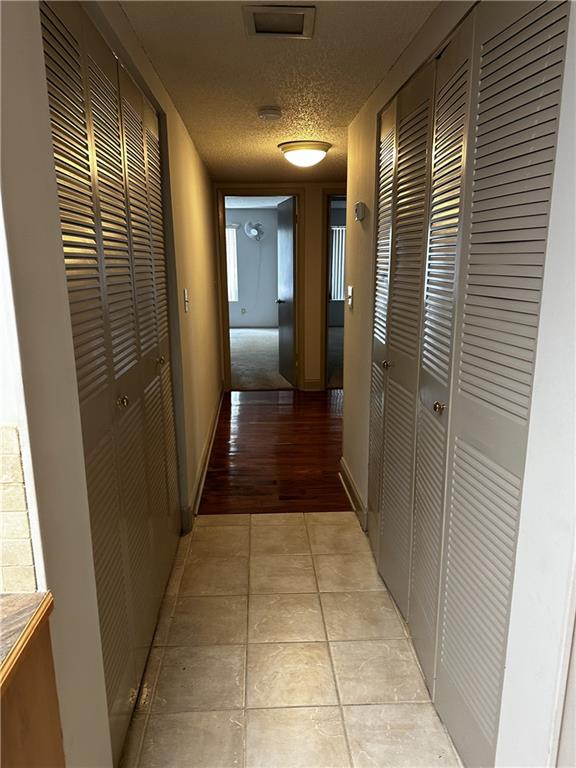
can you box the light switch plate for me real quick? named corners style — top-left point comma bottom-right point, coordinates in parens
top-left (347, 285), bottom-right (353, 308)
top-left (183, 288), bottom-right (190, 313)
top-left (354, 202), bottom-right (366, 222)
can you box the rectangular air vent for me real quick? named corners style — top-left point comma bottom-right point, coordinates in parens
top-left (243, 5), bottom-right (315, 38)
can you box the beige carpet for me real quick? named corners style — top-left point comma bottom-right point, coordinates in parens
top-left (230, 328), bottom-right (293, 390)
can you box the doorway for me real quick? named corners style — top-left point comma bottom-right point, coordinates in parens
top-left (326, 195), bottom-right (346, 388)
top-left (223, 195), bottom-right (297, 390)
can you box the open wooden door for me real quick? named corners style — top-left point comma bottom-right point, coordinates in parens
top-left (277, 197), bottom-right (296, 385)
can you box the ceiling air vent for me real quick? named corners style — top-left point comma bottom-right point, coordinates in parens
top-left (243, 5), bottom-right (316, 39)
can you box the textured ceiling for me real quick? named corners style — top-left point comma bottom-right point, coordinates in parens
top-left (120, 1), bottom-right (439, 182)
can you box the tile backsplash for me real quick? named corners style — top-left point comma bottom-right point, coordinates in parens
top-left (0, 426), bottom-right (36, 592)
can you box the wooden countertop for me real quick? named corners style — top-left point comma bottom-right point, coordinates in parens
top-left (0, 592), bottom-right (54, 688)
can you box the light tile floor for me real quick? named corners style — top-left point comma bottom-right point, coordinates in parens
top-left (121, 512), bottom-right (460, 768)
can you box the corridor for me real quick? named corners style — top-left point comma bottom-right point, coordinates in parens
top-left (120, 511), bottom-right (459, 767)
top-left (2, 1), bottom-right (574, 766)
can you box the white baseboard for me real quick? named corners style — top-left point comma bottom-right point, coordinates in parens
top-left (339, 456), bottom-right (367, 530)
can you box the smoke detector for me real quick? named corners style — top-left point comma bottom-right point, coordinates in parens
top-left (243, 5), bottom-right (316, 39)
top-left (258, 106), bottom-right (282, 121)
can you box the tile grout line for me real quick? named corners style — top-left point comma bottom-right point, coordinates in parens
top-left (243, 515), bottom-right (253, 768)
top-left (129, 525), bottom-right (195, 768)
top-left (304, 516), bottom-right (355, 768)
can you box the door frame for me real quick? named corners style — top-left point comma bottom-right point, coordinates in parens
top-left (322, 192), bottom-right (347, 389)
top-left (214, 185), bottom-right (304, 391)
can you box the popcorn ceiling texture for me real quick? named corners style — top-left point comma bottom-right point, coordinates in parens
top-left (120, 1), bottom-right (438, 181)
top-left (0, 427), bottom-right (36, 592)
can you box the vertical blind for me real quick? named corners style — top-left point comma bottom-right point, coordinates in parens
top-left (330, 225), bottom-right (346, 300)
top-left (225, 226), bottom-right (239, 302)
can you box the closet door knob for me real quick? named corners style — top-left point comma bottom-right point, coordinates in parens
top-left (433, 400), bottom-right (446, 415)
top-left (156, 355), bottom-right (166, 366)
top-left (382, 360), bottom-right (392, 370)
top-left (116, 395), bottom-right (130, 409)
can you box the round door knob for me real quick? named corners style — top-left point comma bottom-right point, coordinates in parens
top-left (433, 401), bottom-right (446, 415)
top-left (116, 395), bottom-right (130, 409)
top-left (157, 355), bottom-right (166, 366)
top-left (382, 360), bottom-right (392, 370)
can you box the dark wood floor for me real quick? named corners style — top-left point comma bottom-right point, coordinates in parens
top-left (198, 390), bottom-right (352, 515)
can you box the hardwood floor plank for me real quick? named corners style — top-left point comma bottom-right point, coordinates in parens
top-left (198, 390), bottom-right (351, 516)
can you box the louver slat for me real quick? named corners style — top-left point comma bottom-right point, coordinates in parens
top-left (373, 126), bottom-right (395, 346)
top-left (388, 99), bottom-right (431, 359)
top-left (88, 58), bottom-right (138, 380)
top-left (161, 364), bottom-right (180, 520)
top-left (409, 20), bottom-right (472, 692)
top-left (85, 434), bottom-right (133, 715)
top-left (379, 379), bottom-right (417, 607)
top-left (377, 63), bottom-right (434, 618)
top-left (422, 62), bottom-right (468, 386)
top-left (117, 399), bottom-right (155, 680)
top-left (122, 98), bottom-right (158, 356)
top-left (435, 4), bottom-right (569, 767)
top-left (367, 103), bottom-right (395, 551)
top-left (441, 439), bottom-right (521, 744)
top-left (458, 1), bottom-right (569, 422)
top-left (40, 4), bottom-right (110, 405)
top-left (144, 375), bottom-right (170, 590)
top-left (411, 404), bottom-right (445, 657)
top-left (145, 128), bottom-right (169, 342)
top-left (367, 362), bottom-right (385, 547)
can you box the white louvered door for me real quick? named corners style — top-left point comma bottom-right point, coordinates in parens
top-left (367, 102), bottom-right (396, 556)
top-left (377, 63), bottom-right (435, 618)
top-left (41, 2), bottom-right (180, 761)
top-left (83, 20), bottom-right (143, 747)
top-left (144, 101), bottom-right (181, 560)
top-left (409, 16), bottom-right (474, 691)
top-left (434, 2), bottom-right (570, 765)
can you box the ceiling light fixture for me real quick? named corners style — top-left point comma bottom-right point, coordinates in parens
top-left (278, 140), bottom-right (331, 168)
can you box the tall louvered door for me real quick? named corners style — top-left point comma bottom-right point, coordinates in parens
top-left (377, 63), bottom-right (435, 618)
top-left (434, 3), bottom-right (570, 765)
top-left (409, 16), bottom-right (474, 691)
top-left (41, 2), bottom-right (180, 761)
top-left (143, 100), bottom-right (181, 569)
top-left (119, 67), bottom-right (174, 672)
top-left (82, 21), bottom-right (143, 749)
top-left (367, 102), bottom-right (396, 556)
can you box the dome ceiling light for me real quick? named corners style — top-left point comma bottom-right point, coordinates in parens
top-left (278, 140), bottom-right (332, 168)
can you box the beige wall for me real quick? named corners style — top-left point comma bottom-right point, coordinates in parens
top-left (215, 182), bottom-right (345, 389)
top-left (342, 1), bottom-right (473, 503)
top-left (89, 2), bottom-right (223, 518)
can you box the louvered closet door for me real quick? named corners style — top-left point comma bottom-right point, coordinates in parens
top-left (118, 67), bottom-right (168, 667)
top-left (82, 20), bottom-right (144, 749)
top-left (377, 62), bottom-right (435, 618)
top-left (143, 100), bottom-right (181, 547)
top-left (434, 3), bottom-right (570, 765)
top-left (41, 3), bottom-right (181, 761)
top-left (40, 3), bottom-right (138, 753)
top-left (367, 102), bottom-right (396, 556)
top-left (409, 16), bottom-right (474, 692)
